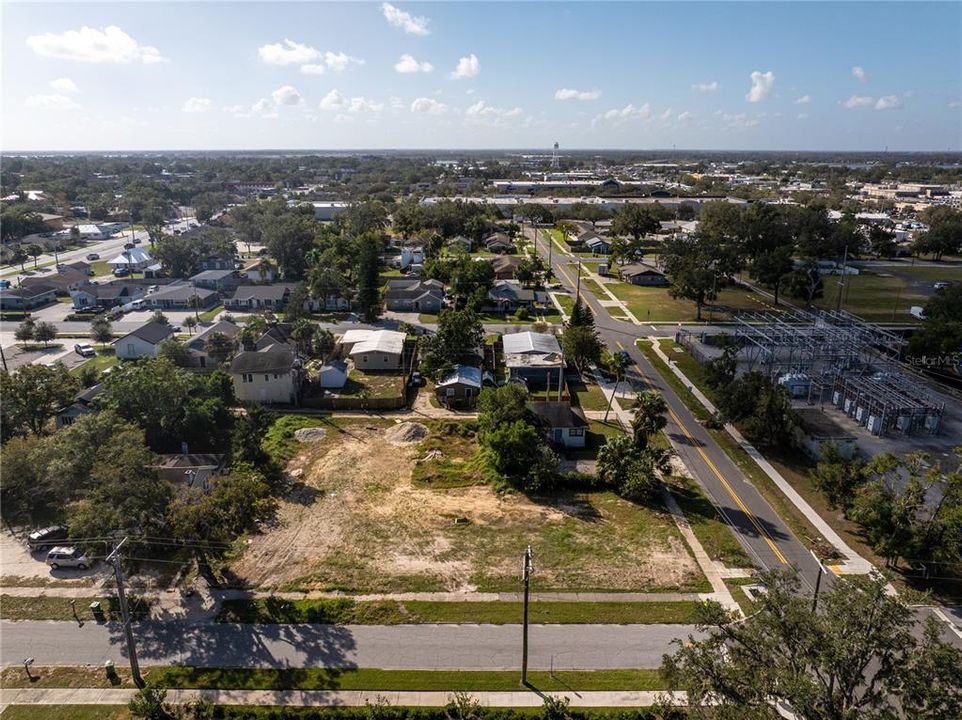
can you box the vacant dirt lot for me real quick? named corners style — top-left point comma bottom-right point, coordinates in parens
top-left (232, 419), bottom-right (705, 594)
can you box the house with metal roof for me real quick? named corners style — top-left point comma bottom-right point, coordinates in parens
top-left (345, 329), bottom-right (407, 370)
top-left (502, 331), bottom-right (565, 387)
top-left (435, 365), bottom-right (485, 409)
top-left (107, 247), bottom-right (154, 272)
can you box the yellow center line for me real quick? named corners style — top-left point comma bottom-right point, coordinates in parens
top-left (618, 341), bottom-right (789, 565)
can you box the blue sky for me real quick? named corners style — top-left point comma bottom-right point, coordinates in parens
top-left (3, 1), bottom-right (961, 151)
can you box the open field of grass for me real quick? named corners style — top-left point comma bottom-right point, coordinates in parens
top-left (233, 419), bottom-right (709, 594)
top-left (0, 666), bottom-right (668, 693)
top-left (566, 373), bottom-right (610, 411)
top-left (814, 272), bottom-right (925, 323)
top-left (607, 282), bottom-right (771, 322)
top-left (216, 597), bottom-right (703, 625)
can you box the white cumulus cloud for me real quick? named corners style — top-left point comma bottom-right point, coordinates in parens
top-left (745, 71), bottom-right (775, 102)
top-left (841, 94), bottom-right (875, 109)
top-left (319, 89), bottom-right (382, 113)
top-left (691, 81), bottom-right (718, 93)
top-left (323, 51), bottom-right (364, 72)
top-left (395, 54), bottom-right (433, 74)
top-left (410, 97), bottom-right (447, 114)
top-left (450, 54), bottom-right (480, 79)
top-left (949, 100), bottom-right (962, 109)
top-left (258, 39), bottom-right (319, 65)
top-left (874, 95), bottom-right (901, 110)
top-left (25, 93), bottom-right (80, 110)
top-left (555, 88), bottom-right (601, 101)
top-left (272, 85), bottom-right (303, 106)
top-left (466, 100), bottom-right (521, 118)
top-left (382, 3), bottom-right (430, 35)
top-left (27, 25), bottom-right (166, 64)
top-left (49, 78), bottom-right (78, 94)
top-left (852, 66), bottom-right (868, 82)
top-left (301, 64), bottom-right (326, 75)
top-left (677, 110), bottom-right (695, 122)
top-left (182, 97), bottom-right (212, 113)
top-left (794, 94), bottom-right (812, 104)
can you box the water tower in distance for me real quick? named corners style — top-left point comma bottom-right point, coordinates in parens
top-left (551, 141), bottom-right (560, 170)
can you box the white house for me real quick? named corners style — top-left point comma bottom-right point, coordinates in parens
top-left (108, 247), bottom-right (154, 272)
top-left (115, 321), bottom-right (175, 360)
top-left (343, 329), bottom-right (406, 370)
top-left (229, 343), bottom-right (300, 404)
top-left (529, 401), bottom-right (588, 449)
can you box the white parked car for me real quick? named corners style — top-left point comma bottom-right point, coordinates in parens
top-left (74, 343), bottom-right (96, 358)
top-left (46, 546), bottom-right (90, 570)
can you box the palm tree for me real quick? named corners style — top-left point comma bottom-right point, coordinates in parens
top-left (630, 391), bottom-right (668, 448)
top-left (603, 351), bottom-right (632, 423)
top-left (27, 244), bottom-right (43, 269)
top-left (188, 294), bottom-right (202, 323)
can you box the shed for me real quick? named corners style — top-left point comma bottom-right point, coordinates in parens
top-left (793, 408), bottom-right (857, 461)
top-left (319, 359), bottom-right (349, 389)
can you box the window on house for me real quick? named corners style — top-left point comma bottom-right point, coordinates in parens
top-left (569, 428), bottom-right (585, 437)
top-left (273, 374), bottom-right (278, 379)
top-left (264, 374), bottom-right (270, 382)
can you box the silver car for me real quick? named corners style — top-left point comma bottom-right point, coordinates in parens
top-left (45, 546), bottom-right (90, 570)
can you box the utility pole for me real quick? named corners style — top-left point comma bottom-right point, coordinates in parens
top-left (521, 545), bottom-right (532, 686)
top-left (810, 550), bottom-right (827, 613)
top-left (576, 261), bottom-right (582, 301)
top-left (107, 537), bottom-right (143, 687)
top-left (835, 244), bottom-right (849, 313)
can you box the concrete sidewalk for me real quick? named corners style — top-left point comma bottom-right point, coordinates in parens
top-left (0, 687), bottom-right (686, 708)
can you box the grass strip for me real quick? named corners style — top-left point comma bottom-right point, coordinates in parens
top-left (216, 598), bottom-right (703, 625)
top-left (1, 666), bottom-right (669, 692)
top-left (0, 594), bottom-right (152, 622)
top-left (0, 706), bottom-right (129, 720)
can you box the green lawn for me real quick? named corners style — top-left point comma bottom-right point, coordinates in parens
top-left (69, 347), bottom-right (118, 378)
top-left (419, 308), bottom-right (560, 324)
top-left (809, 267), bottom-right (962, 322)
top-left (609, 282), bottom-right (772, 322)
top-left (89, 261), bottom-right (112, 277)
top-left (567, 374), bottom-right (610, 411)
top-left (198, 304), bottom-right (223, 322)
top-left (216, 597), bottom-right (703, 625)
top-left (411, 422), bottom-right (484, 489)
top-left (554, 293), bottom-right (575, 316)
top-left (670, 477), bottom-right (752, 568)
top-left (0, 706), bottom-right (129, 720)
top-left (0, 594), bottom-right (153, 622)
top-left (0, 666), bottom-right (668, 693)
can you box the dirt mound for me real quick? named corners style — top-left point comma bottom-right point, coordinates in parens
top-left (384, 422), bottom-right (429, 445)
top-left (294, 427), bottom-right (327, 443)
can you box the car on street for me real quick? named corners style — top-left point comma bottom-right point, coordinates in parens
top-left (933, 281), bottom-right (952, 290)
top-left (86, 253), bottom-right (100, 261)
top-left (74, 343), bottom-right (96, 358)
top-left (27, 526), bottom-right (68, 551)
top-left (45, 546), bottom-right (90, 570)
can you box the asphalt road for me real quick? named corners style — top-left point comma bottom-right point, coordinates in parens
top-left (0, 621), bottom-right (695, 670)
top-left (529, 227), bottom-right (825, 592)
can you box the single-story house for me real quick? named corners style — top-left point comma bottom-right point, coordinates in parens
top-left (318, 359), bottom-right (349, 389)
top-left (484, 232), bottom-right (515, 254)
top-left (61, 261), bottom-right (93, 276)
top-left (186, 320), bottom-right (240, 370)
top-left (448, 236), bottom-right (473, 252)
top-left (435, 365), bottom-right (483, 409)
top-left (346, 329), bottom-right (406, 370)
top-left (22, 269), bottom-right (88, 296)
top-left (529, 400), bottom-right (588, 449)
top-left (229, 342), bottom-right (300, 404)
top-left (0, 284), bottom-right (57, 310)
top-left (144, 283), bottom-right (218, 311)
top-left (70, 281), bottom-right (145, 310)
top-left (490, 255), bottom-right (523, 280)
top-left (584, 235), bottom-right (612, 255)
top-left (618, 262), bottom-right (667, 286)
top-left (793, 408), bottom-right (857, 462)
top-left (502, 331), bottom-right (565, 387)
top-left (485, 280), bottom-right (545, 313)
top-left (108, 247), bottom-right (154, 272)
top-left (198, 254), bottom-right (236, 272)
top-left (224, 285), bottom-right (291, 311)
top-left (243, 259), bottom-right (275, 283)
top-left (572, 230), bottom-right (603, 247)
top-left (305, 292), bottom-right (351, 312)
top-left (115, 321), bottom-right (175, 360)
top-left (384, 278), bottom-right (444, 313)
top-left (153, 453), bottom-right (228, 494)
top-left (400, 246), bottom-right (424, 270)
top-left (75, 223), bottom-right (112, 240)
top-left (40, 213), bottom-right (65, 230)
top-left (56, 383), bottom-right (103, 429)
top-left (190, 269), bottom-right (238, 291)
